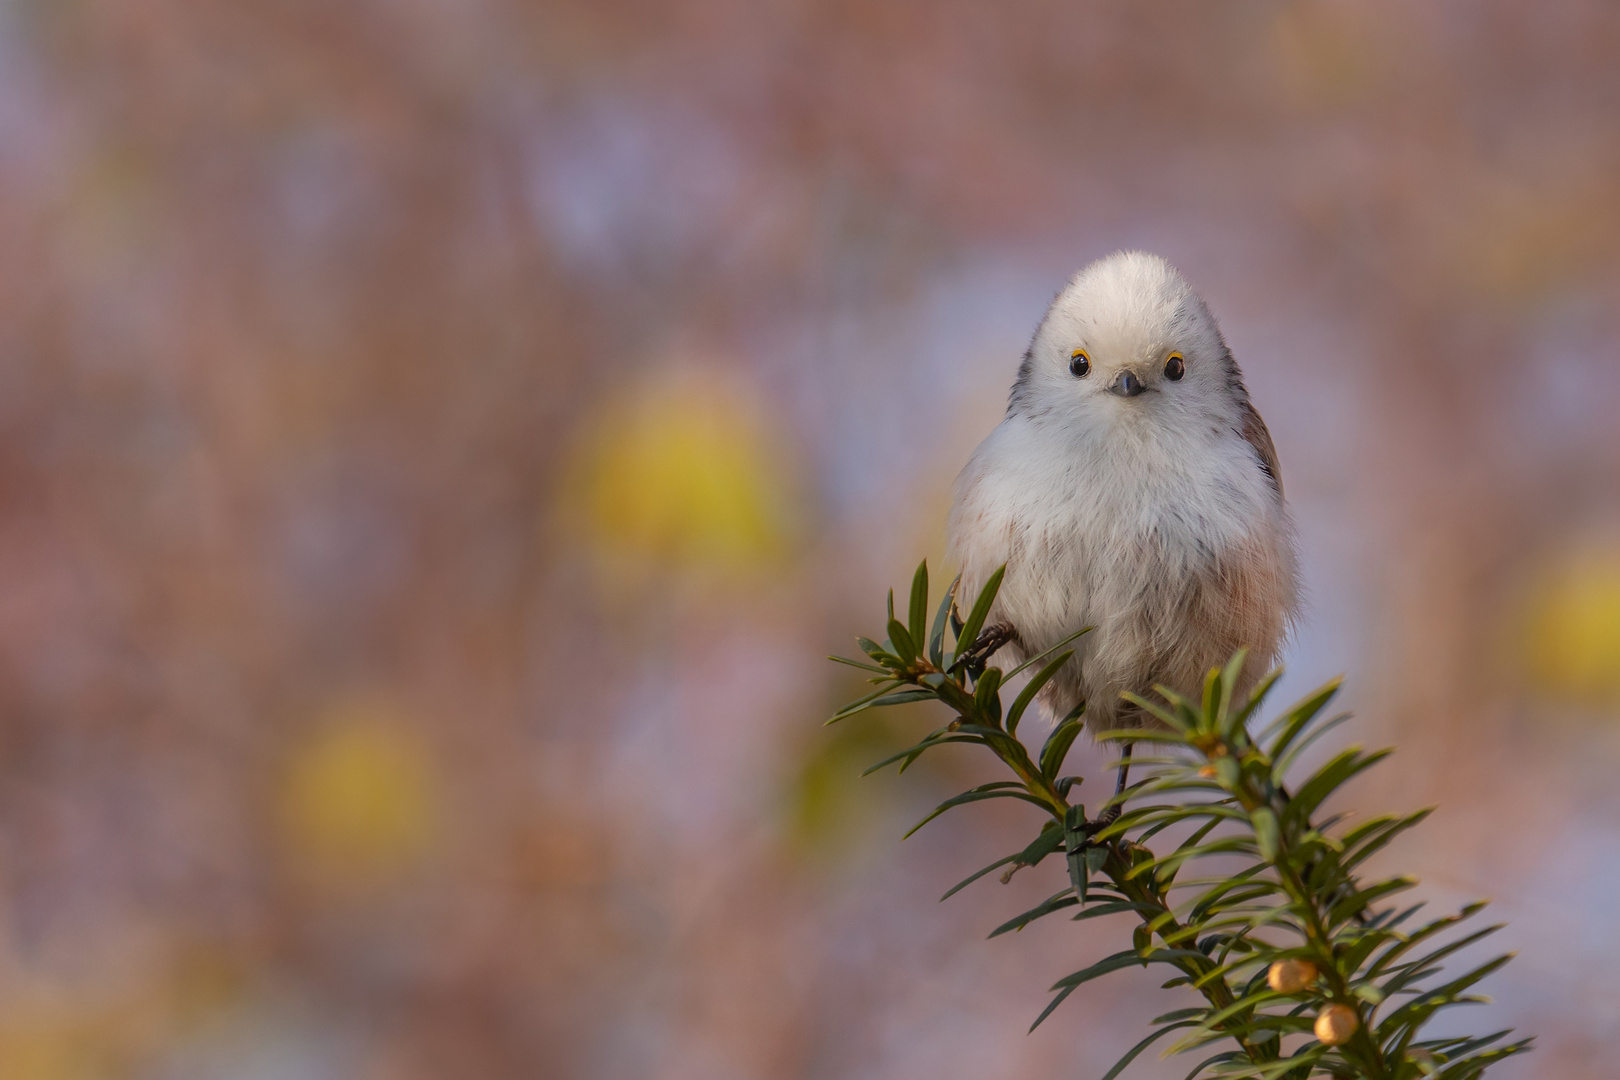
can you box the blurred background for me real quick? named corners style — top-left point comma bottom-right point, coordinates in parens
top-left (0, 1), bottom-right (1617, 1077)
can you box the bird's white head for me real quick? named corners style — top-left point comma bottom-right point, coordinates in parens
top-left (1010, 251), bottom-right (1245, 432)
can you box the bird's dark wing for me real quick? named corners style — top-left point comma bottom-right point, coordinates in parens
top-left (1239, 400), bottom-right (1283, 500)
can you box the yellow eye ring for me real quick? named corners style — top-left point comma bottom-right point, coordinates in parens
top-left (1164, 352), bottom-right (1186, 381)
top-left (1069, 349), bottom-right (1091, 378)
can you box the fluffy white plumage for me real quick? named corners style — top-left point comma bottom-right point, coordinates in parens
top-left (946, 251), bottom-right (1298, 732)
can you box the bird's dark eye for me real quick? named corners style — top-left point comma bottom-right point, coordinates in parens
top-left (1069, 349), bottom-right (1091, 378)
top-left (1164, 353), bottom-right (1186, 381)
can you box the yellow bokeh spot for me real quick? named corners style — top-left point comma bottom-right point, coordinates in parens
top-left (1524, 547), bottom-right (1620, 704)
top-left (0, 1015), bottom-right (97, 1080)
top-left (1270, 4), bottom-right (1381, 109)
top-left (280, 701), bottom-right (438, 884)
top-left (567, 369), bottom-right (793, 583)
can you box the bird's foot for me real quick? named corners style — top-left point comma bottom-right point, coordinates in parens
top-left (1080, 745), bottom-right (1132, 835)
top-left (1095, 744), bottom-right (1133, 829)
top-left (1088, 805), bottom-right (1121, 830)
top-left (956, 621), bottom-right (1016, 670)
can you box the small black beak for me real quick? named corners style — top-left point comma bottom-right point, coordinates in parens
top-left (1108, 370), bottom-right (1146, 397)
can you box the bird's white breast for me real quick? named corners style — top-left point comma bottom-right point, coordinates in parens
top-left (946, 410), bottom-right (1290, 724)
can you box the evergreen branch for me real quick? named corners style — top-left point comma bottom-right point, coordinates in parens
top-left (826, 560), bottom-right (1532, 1079)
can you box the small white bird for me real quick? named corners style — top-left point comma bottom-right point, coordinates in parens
top-left (947, 252), bottom-right (1298, 779)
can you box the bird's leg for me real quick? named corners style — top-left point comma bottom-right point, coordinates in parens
top-left (956, 621), bottom-right (1017, 670)
top-left (1090, 741), bottom-right (1133, 829)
